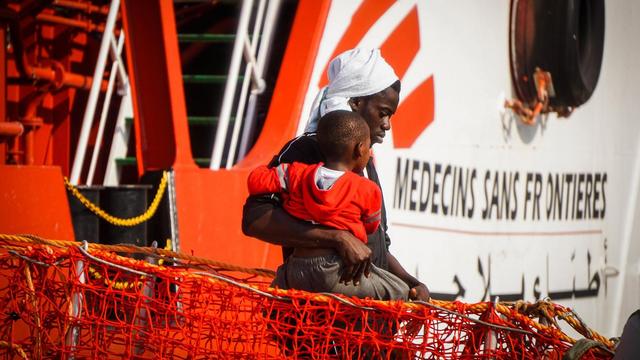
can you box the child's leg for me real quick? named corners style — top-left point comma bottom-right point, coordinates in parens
top-left (330, 264), bottom-right (410, 300)
top-left (283, 255), bottom-right (411, 357)
top-left (283, 254), bottom-right (343, 293)
top-left (284, 255), bottom-right (409, 300)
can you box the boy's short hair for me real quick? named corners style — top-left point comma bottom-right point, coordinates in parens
top-left (317, 110), bottom-right (370, 161)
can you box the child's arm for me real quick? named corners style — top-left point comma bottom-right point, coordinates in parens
top-left (247, 164), bottom-right (290, 195)
top-left (361, 183), bottom-right (382, 234)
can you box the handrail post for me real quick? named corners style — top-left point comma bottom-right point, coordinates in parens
top-left (65, 257), bottom-right (86, 359)
top-left (484, 297), bottom-right (499, 358)
top-left (86, 32), bottom-right (125, 185)
top-left (209, 0), bottom-right (255, 170)
top-left (224, 0), bottom-right (267, 168)
top-left (102, 93), bottom-right (132, 186)
top-left (237, 0), bottom-right (282, 161)
top-left (69, 0), bottom-right (121, 184)
top-left (133, 241), bottom-right (157, 355)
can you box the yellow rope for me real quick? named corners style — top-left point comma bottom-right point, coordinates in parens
top-left (87, 265), bottom-right (142, 290)
top-left (63, 171), bottom-right (168, 227)
top-left (0, 341), bottom-right (28, 359)
top-left (86, 239), bottom-right (173, 290)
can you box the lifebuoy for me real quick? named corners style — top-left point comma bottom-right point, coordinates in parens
top-left (510, 0), bottom-right (605, 108)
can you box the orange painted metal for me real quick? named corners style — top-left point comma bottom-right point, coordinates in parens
top-left (7, 140), bottom-right (20, 165)
top-left (3, 0), bottom-right (108, 171)
top-left (0, 166), bottom-right (75, 240)
top-left (175, 0), bottom-right (332, 268)
top-left (53, 0), bottom-right (110, 15)
top-left (0, 123), bottom-right (22, 137)
top-left (0, 26), bottom-right (6, 164)
top-left (158, 0), bottom-right (194, 170)
top-left (174, 168), bottom-right (282, 269)
top-left (38, 23), bottom-right (84, 173)
top-left (36, 13), bottom-right (107, 33)
top-left (27, 64), bottom-right (105, 91)
top-left (24, 129), bottom-right (35, 165)
top-left (121, 0), bottom-right (196, 175)
top-left (19, 91), bottom-right (46, 165)
top-left (18, 22), bottom-right (105, 91)
top-left (9, 14), bottom-right (106, 91)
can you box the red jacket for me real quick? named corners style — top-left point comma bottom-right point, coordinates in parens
top-left (247, 162), bottom-right (382, 243)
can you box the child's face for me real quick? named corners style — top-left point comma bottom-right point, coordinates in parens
top-left (354, 136), bottom-right (372, 173)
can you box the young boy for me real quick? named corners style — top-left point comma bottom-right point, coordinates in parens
top-left (247, 110), bottom-right (409, 300)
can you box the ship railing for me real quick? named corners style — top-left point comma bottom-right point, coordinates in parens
top-left (209, 0), bottom-right (282, 170)
top-left (69, 0), bottom-right (133, 186)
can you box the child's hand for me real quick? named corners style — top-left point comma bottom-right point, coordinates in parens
top-left (335, 230), bottom-right (372, 285)
top-left (409, 283), bottom-right (430, 302)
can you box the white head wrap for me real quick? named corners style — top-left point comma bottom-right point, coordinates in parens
top-left (305, 48), bottom-right (398, 132)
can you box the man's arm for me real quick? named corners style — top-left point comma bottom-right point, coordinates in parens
top-left (242, 196), bottom-right (372, 283)
top-left (386, 252), bottom-right (431, 301)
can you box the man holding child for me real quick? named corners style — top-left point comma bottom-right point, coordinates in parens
top-left (242, 48), bottom-right (430, 302)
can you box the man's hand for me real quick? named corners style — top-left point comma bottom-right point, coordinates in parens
top-left (333, 230), bottom-right (372, 285)
top-left (387, 253), bottom-right (431, 301)
top-left (409, 283), bottom-right (430, 302)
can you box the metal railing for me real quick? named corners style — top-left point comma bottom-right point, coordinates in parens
top-left (209, 0), bottom-right (282, 170)
top-left (69, 0), bottom-right (121, 185)
top-left (68, 0), bottom-right (132, 186)
top-left (69, 0), bottom-right (281, 178)
top-left (87, 32), bottom-right (131, 186)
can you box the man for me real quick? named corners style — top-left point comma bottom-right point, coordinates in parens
top-left (614, 310), bottom-right (640, 359)
top-left (242, 48), bottom-right (429, 301)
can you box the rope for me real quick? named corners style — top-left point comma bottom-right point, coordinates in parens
top-left (504, 67), bottom-right (573, 125)
top-left (86, 240), bottom-right (171, 290)
top-left (0, 233), bottom-right (615, 355)
top-left (88, 265), bottom-right (142, 290)
top-left (0, 341), bottom-right (28, 359)
top-left (501, 300), bottom-right (616, 349)
top-left (63, 171), bottom-right (168, 227)
top-left (0, 234), bottom-right (276, 278)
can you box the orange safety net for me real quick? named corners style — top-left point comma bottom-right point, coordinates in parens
top-left (0, 235), bottom-right (614, 359)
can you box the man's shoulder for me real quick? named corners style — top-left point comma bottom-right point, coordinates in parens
top-left (269, 133), bottom-right (324, 167)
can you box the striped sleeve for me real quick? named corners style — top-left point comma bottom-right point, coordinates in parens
top-left (275, 163), bottom-right (290, 191)
top-left (361, 180), bottom-right (383, 234)
top-left (247, 164), bottom-right (290, 195)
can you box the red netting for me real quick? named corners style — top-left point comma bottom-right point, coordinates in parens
top-left (0, 235), bottom-right (614, 359)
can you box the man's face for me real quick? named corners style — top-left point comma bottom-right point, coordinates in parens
top-left (354, 87), bottom-right (400, 145)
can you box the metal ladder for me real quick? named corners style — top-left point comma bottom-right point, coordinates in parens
top-left (111, 0), bottom-right (281, 176)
